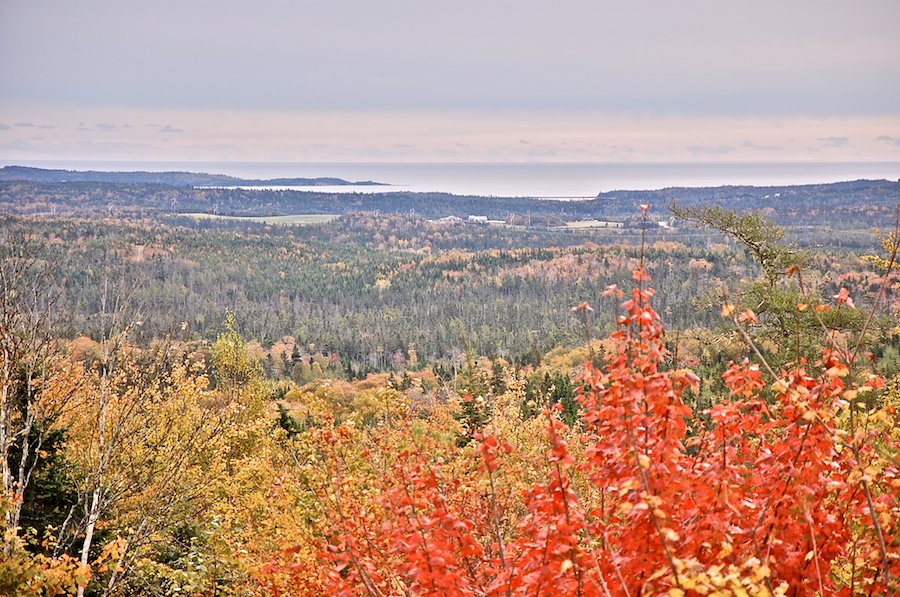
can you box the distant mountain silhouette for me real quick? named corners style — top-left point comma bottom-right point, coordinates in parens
top-left (0, 165), bottom-right (387, 187)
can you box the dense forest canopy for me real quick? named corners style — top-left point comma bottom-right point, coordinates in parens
top-left (0, 210), bottom-right (890, 375)
top-left (1, 174), bottom-right (898, 382)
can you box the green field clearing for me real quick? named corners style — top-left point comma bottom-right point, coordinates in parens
top-left (565, 219), bottom-right (622, 229)
top-left (184, 213), bottom-right (339, 225)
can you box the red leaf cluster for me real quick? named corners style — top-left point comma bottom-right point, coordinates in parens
top-left (257, 275), bottom-right (900, 597)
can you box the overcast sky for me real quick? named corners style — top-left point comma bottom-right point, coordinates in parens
top-left (1, 0), bottom-right (898, 163)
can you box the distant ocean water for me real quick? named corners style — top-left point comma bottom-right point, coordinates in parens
top-left (4, 160), bottom-right (899, 198)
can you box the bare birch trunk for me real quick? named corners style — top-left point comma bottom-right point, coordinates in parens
top-left (76, 486), bottom-right (103, 597)
top-left (76, 375), bottom-right (108, 597)
top-left (1, 346), bottom-right (11, 548)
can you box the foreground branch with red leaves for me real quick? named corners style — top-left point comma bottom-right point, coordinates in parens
top-left (256, 270), bottom-right (899, 597)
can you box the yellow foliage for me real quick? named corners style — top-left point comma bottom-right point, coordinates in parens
top-left (0, 497), bottom-right (91, 596)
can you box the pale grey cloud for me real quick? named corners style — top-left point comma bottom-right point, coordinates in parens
top-left (75, 123), bottom-right (120, 132)
top-left (0, 124), bottom-right (10, 130)
top-left (15, 122), bottom-right (35, 127)
top-left (877, 135), bottom-right (894, 141)
top-left (743, 141), bottom-right (783, 151)
top-left (687, 145), bottom-right (736, 155)
top-left (818, 136), bottom-right (850, 147)
top-left (159, 124), bottom-right (182, 133)
top-left (1, 1), bottom-right (897, 117)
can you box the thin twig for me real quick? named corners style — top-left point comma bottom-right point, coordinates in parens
top-left (804, 504), bottom-right (825, 597)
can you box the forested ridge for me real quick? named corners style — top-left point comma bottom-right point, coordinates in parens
top-left (2, 177), bottom-right (898, 224)
top-left (1, 178), bottom-right (898, 596)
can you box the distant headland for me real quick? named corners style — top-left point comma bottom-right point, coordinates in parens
top-left (0, 165), bottom-right (388, 187)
